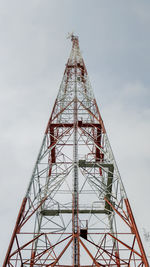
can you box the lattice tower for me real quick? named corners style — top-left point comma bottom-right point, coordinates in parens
top-left (3, 35), bottom-right (149, 267)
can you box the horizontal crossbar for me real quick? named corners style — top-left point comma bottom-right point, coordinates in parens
top-left (50, 122), bottom-right (101, 128)
top-left (41, 209), bottom-right (108, 216)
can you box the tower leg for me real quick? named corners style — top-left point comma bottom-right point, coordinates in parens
top-left (125, 198), bottom-right (149, 267)
top-left (3, 197), bottom-right (27, 267)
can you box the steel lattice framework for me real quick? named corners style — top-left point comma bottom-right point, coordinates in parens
top-left (3, 35), bottom-right (149, 267)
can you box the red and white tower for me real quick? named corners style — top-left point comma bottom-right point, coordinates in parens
top-left (3, 35), bottom-right (149, 266)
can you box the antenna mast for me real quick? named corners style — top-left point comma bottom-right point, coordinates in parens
top-left (3, 35), bottom-right (149, 267)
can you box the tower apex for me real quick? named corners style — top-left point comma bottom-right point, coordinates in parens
top-left (67, 32), bottom-right (79, 42)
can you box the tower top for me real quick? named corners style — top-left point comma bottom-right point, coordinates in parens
top-left (67, 32), bottom-right (79, 48)
top-left (71, 34), bottom-right (79, 43)
top-left (67, 32), bottom-right (79, 41)
top-left (67, 33), bottom-right (82, 66)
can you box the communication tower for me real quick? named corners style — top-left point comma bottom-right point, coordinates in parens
top-left (3, 35), bottom-right (149, 266)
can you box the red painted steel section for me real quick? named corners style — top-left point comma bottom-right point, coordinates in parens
top-left (3, 197), bottom-right (27, 267)
top-left (125, 198), bottom-right (149, 267)
top-left (51, 237), bottom-right (73, 267)
top-left (50, 126), bottom-right (56, 163)
top-left (115, 251), bottom-right (120, 267)
top-left (30, 251), bottom-right (35, 267)
top-left (104, 197), bottom-right (131, 228)
top-left (80, 238), bottom-right (104, 267)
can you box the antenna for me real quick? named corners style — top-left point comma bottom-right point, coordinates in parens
top-left (67, 31), bottom-right (74, 39)
top-left (3, 36), bottom-right (149, 267)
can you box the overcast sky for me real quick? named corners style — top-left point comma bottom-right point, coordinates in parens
top-left (0, 0), bottom-right (150, 264)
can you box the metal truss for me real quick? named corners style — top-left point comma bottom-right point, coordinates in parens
top-left (3, 35), bottom-right (149, 267)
